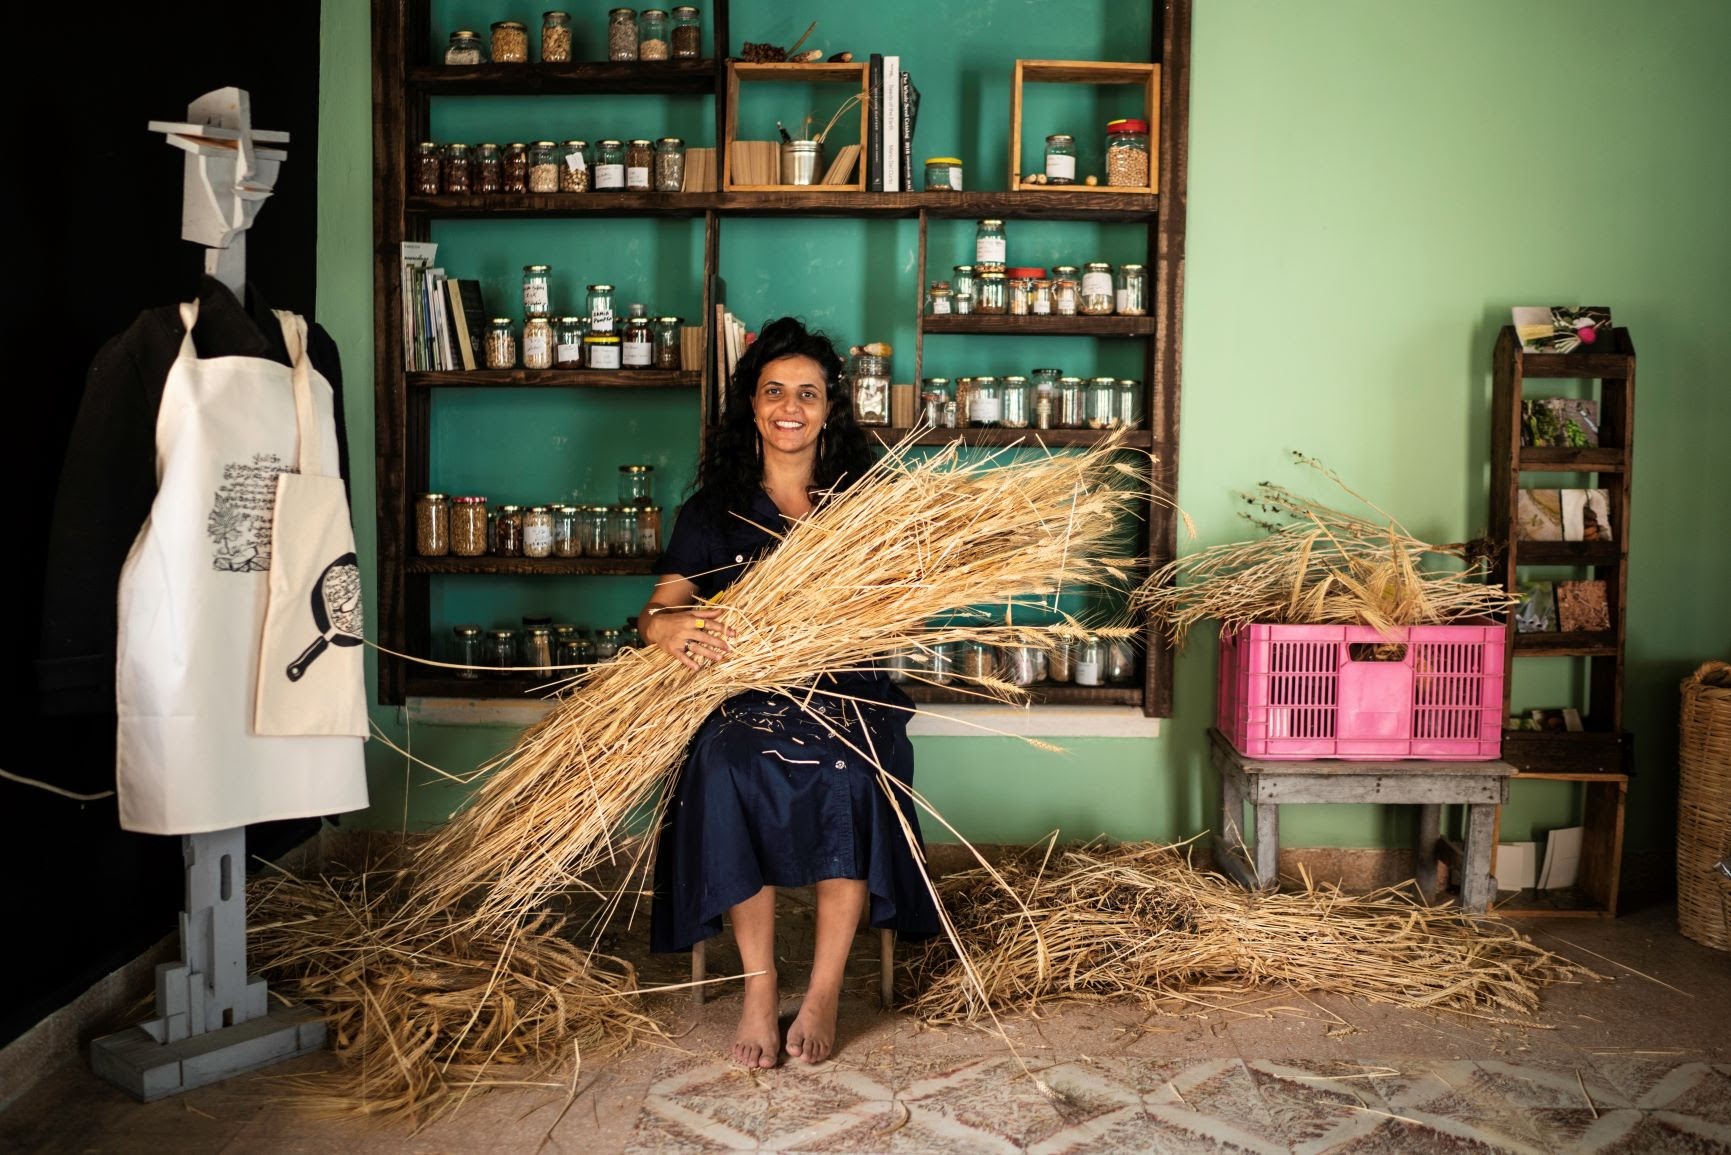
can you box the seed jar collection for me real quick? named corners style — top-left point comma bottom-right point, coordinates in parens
top-left (450, 618), bottom-right (648, 680)
top-left (416, 465), bottom-right (662, 564)
top-left (444, 8), bottom-right (703, 66)
top-left (478, 265), bottom-right (687, 372)
top-left (417, 137), bottom-right (688, 196)
top-left (882, 635), bottom-right (1137, 688)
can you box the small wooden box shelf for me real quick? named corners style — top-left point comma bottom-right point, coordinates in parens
top-left (1009, 60), bottom-right (1160, 193)
top-left (723, 62), bottom-right (868, 192)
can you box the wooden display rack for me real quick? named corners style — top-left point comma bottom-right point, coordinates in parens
top-left (723, 62), bottom-right (868, 192)
top-left (1009, 60), bottom-right (1160, 193)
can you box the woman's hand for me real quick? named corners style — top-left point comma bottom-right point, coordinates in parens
top-left (643, 605), bottom-right (734, 671)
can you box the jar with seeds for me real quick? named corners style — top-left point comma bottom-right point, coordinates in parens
top-left (621, 316), bottom-right (653, 368)
top-left (553, 505), bottom-right (581, 556)
top-left (441, 142), bottom-right (473, 194)
top-left (474, 142), bottom-right (502, 193)
top-left (638, 8), bottom-right (669, 59)
top-left (560, 140), bottom-right (590, 191)
top-left (625, 139), bottom-right (654, 189)
top-left (522, 264), bottom-right (551, 318)
top-left (485, 629), bottom-right (517, 676)
top-left (452, 625), bottom-right (483, 680)
top-left (582, 505), bottom-right (611, 556)
top-left (503, 143), bottom-right (529, 193)
top-left (951, 264), bottom-right (976, 313)
top-left (670, 5), bottom-right (701, 57)
top-left (1072, 634), bottom-right (1105, 686)
top-left (521, 626), bottom-right (555, 675)
top-left (1105, 118), bottom-right (1151, 188)
top-left (1044, 133), bottom-right (1076, 185)
top-left (540, 11), bottom-right (572, 62)
top-left (451, 496), bottom-right (488, 556)
top-left (415, 492), bottom-right (450, 556)
top-left (494, 505), bottom-right (525, 556)
top-left (585, 333), bottom-right (621, 369)
top-left (1051, 267), bottom-right (1079, 316)
top-left (529, 141), bottom-right (560, 192)
top-left (485, 318), bottom-right (517, 368)
top-left (522, 317), bottom-right (554, 369)
top-left (1080, 262), bottom-right (1114, 315)
top-left (1086, 376), bottom-right (1117, 429)
top-left (414, 142), bottom-right (441, 194)
top-left (1115, 379), bottom-right (1142, 429)
top-left (653, 316), bottom-right (683, 369)
top-left (444, 29), bottom-right (484, 64)
top-left (555, 316), bottom-right (586, 367)
top-left (522, 506), bottom-right (555, 558)
top-left (594, 139), bottom-right (626, 189)
top-left (654, 137), bottom-right (685, 191)
top-left (608, 8), bottom-right (638, 60)
top-left (490, 20), bottom-right (529, 62)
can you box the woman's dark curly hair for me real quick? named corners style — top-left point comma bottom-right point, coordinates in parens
top-left (696, 316), bottom-right (877, 512)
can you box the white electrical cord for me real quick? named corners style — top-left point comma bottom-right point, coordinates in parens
top-left (0, 766), bottom-right (116, 802)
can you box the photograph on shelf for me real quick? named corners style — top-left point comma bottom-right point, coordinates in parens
top-left (1514, 580), bottom-right (1559, 633)
top-left (1512, 305), bottom-right (1613, 354)
top-left (1521, 397), bottom-right (1600, 448)
top-left (1556, 579), bottom-right (1611, 632)
top-left (1561, 488), bottom-right (1613, 541)
top-left (1515, 488), bottom-right (1563, 541)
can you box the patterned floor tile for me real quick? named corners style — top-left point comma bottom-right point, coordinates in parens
top-left (1629, 1063), bottom-right (1731, 1121)
top-left (1305, 1114), bottom-right (1527, 1154)
top-left (1247, 1059), bottom-right (1395, 1155)
top-left (1472, 1059), bottom-right (1632, 1111)
top-left (1360, 1060), bottom-right (1485, 1113)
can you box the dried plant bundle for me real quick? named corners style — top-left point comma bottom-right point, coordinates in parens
top-left (905, 840), bottom-right (1589, 1025)
top-left (1135, 453), bottom-right (1515, 648)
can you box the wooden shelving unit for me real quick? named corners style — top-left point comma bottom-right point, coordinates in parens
top-left (1487, 324), bottom-right (1637, 917)
top-left (372, 0), bottom-right (1191, 714)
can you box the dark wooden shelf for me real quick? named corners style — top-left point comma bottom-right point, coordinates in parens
top-left (406, 673), bottom-right (579, 699)
top-left (1510, 330), bottom-right (1636, 380)
top-left (1517, 447), bottom-right (1626, 472)
top-left (408, 192), bottom-right (714, 218)
top-left (1513, 540), bottom-right (1621, 566)
top-left (1499, 728), bottom-right (1630, 775)
top-left (1513, 630), bottom-right (1619, 657)
top-left (902, 682), bottom-right (1143, 707)
top-left (406, 190), bottom-right (1161, 221)
top-left (922, 315), bottom-right (1158, 337)
top-left (406, 368), bottom-right (699, 389)
top-left (408, 59), bottom-right (719, 95)
top-left (407, 556), bottom-right (658, 576)
top-left (868, 427), bottom-right (1154, 448)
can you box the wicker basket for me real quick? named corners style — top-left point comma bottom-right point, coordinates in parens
top-left (1678, 661), bottom-right (1731, 951)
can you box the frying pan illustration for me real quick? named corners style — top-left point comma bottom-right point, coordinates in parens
top-left (286, 551), bottom-right (364, 682)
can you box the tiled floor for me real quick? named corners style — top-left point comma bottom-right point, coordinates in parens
top-left (4, 901), bottom-right (1727, 1154)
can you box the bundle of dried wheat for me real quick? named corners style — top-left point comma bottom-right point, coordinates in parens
top-left (905, 840), bottom-right (1588, 1025)
top-left (1135, 453), bottom-right (1515, 648)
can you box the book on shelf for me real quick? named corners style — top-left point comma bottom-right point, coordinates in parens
top-left (867, 54), bottom-right (883, 191)
top-left (428, 268), bottom-right (454, 371)
top-left (881, 55), bottom-right (901, 192)
top-left (899, 68), bottom-right (920, 193)
top-left (400, 242), bottom-right (437, 372)
top-left (447, 278), bottom-right (487, 371)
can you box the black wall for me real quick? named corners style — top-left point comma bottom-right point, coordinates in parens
top-left (2, 4), bottom-right (325, 1046)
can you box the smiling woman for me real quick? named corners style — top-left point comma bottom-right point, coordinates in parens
top-left (636, 317), bottom-right (939, 1070)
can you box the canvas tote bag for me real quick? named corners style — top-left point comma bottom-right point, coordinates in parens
top-left (254, 310), bottom-right (369, 737)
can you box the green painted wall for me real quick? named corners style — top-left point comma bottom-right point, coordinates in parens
top-left (320, 1), bottom-right (1731, 854)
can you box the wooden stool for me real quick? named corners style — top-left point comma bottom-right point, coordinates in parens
top-left (691, 928), bottom-right (897, 1008)
top-left (1208, 727), bottom-right (1514, 913)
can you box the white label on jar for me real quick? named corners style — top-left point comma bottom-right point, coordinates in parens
top-left (622, 341), bottom-right (652, 366)
top-left (956, 294), bottom-right (972, 314)
top-left (595, 163), bottom-right (625, 188)
top-left (976, 235), bottom-right (1005, 264)
top-left (523, 283), bottom-right (548, 315)
top-left (626, 165), bottom-right (650, 189)
top-left (1073, 656), bottom-right (1102, 686)
top-left (1045, 153), bottom-right (1076, 181)
top-left (1082, 271), bottom-right (1112, 298)
top-left (589, 343), bottom-right (621, 368)
top-left (557, 341), bottom-right (582, 363)
top-left (1032, 293), bottom-right (1051, 315)
top-left (523, 329), bottom-right (550, 366)
top-left (565, 150), bottom-right (587, 171)
top-left (931, 296), bottom-right (951, 315)
top-left (1115, 288), bottom-right (1131, 313)
top-left (590, 307), bottom-right (614, 332)
top-left (937, 164), bottom-right (963, 190)
top-left (971, 395), bottom-right (1003, 424)
top-left (523, 523), bottom-right (553, 553)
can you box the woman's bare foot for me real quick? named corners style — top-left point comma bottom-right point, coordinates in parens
top-left (731, 971), bottom-right (780, 1069)
top-left (784, 988), bottom-right (839, 1064)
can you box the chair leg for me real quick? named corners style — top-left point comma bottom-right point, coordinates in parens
top-left (691, 938), bottom-right (707, 1006)
top-left (879, 928), bottom-right (895, 1010)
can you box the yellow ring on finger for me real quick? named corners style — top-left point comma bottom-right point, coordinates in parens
top-left (693, 617), bottom-right (707, 630)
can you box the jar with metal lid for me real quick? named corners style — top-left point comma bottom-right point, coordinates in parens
top-left (1105, 117), bottom-right (1151, 188)
top-left (612, 505), bottom-right (642, 557)
top-left (638, 8), bottom-right (669, 59)
top-left (925, 281), bottom-right (953, 316)
top-left (540, 11), bottom-right (572, 62)
top-left (958, 640), bottom-right (998, 681)
top-left (595, 628), bottom-right (622, 660)
top-left (555, 316), bottom-right (586, 367)
top-left (414, 142), bottom-right (442, 195)
top-left (1007, 275), bottom-right (1032, 316)
top-left (485, 318), bottom-right (516, 368)
top-left (441, 142), bottom-right (473, 194)
top-left (490, 20), bottom-right (528, 62)
top-left (485, 629), bottom-right (518, 676)
top-left (452, 624), bottom-right (484, 679)
top-left (1003, 645), bottom-right (1047, 686)
top-left (1056, 375), bottom-right (1086, 428)
top-left (494, 505), bottom-right (525, 556)
top-left (1031, 368), bottom-right (1060, 430)
top-left (1114, 263), bottom-right (1147, 316)
top-left (1047, 636), bottom-right (1072, 683)
top-left (620, 316), bottom-right (653, 368)
top-left (1044, 133), bottom-right (1077, 185)
top-left (593, 140), bottom-right (625, 189)
top-left (586, 284), bottom-right (616, 333)
top-left (951, 264), bottom-right (976, 314)
top-left (560, 140), bottom-right (590, 192)
top-left (1080, 262), bottom-right (1114, 315)
top-left (415, 492), bottom-right (450, 556)
top-left (581, 505), bottom-right (611, 556)
top-left (669, 5), bottom-right (701, 57)
top-left (521, 506), bottom-right (554, 557)
top-left (474, 142), bottom-right (502, 193)
top-left (974, 219), bottom-right (1006, 272)
top-left (585, 334), bottom-right (621, 369)
top-left (951, 378), bottom-right (972, 425)
top-left (924, 157), bottom-right (963, 191)
top-left (608, 8), bottom-right (637, 60)
top-left (638, 505), bottom-right (662, 554)
top-left (556, 636), bottom-right (583, 669)
top-left (618, 464), bottom-right (654, 505)
top-left (521, 625), bottom-right (555, 675)
top-left (444, 29), bottom-right (485, 64)
top-left (653, 316), bottom-right (682, 369)
top-left (486, 509), bottom-right (498, 552)
top-left (451, 496), bottom-right (488, 555)
top-left (552, 505), bottom-right (581, 556)
top-left (522, 317), bottom-right (554, 369)
top-left (625, 139), bottom-right (654, 190)
top-left (503, 142), bottom-right (529, 193)
top-left (529, 141), bottom-right (560, 192)
top-left (1072, 634), bottom-right (1105, 686)
top-left (975, 270), bottom-right (1008, 314)
top-left (920, 377), bottom-right (951, 427)
top-left (654, 137), bottom-right (685, 191)
top-left (1106, 637), bottom-right (1137, 682)
top-left (1025, 278), bottom-right (1053, 316)
top-left (1086, 376), bottom-right (1117, 429)
top-left (522, 264), bottom-right (551, 318)
top-left (969, 376), bottom-right (1002, 427)
top-left (1115, 379), bottom-right (1142, 429)
top-left (1001, 375), bottom-right (1030, 428)
top-left (850, 353), bottom-right (890, 426)
top-left (1052, 272), bottom-right (1079, 316)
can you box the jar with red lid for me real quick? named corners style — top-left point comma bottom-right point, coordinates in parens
top-left (1105, 117), bottom-right (1151, 188)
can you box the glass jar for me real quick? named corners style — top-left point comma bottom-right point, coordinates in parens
top-left (974, 219), bottom-right (1006, 272)
top-left (452, 624), bottom-right (484, 679)
top-left (585, 334), bottom-right (621, 369)
top-left (1086, 376), bottom-right (1118, 429)
top-left (415, 492), bottom-right (450, 556)
top-left (926, 281), bottom-right (953, 316)
top-left (654, 137), bottom-right (686, 191)
top-left (595, 628), bottom-right (622, 660)
top-left (485, 318), bottom-right (517, 368)
top-left (556, 636), bottom-right (585, 670)
top-left (586, 284), bottom-right (616, 333)
top-left (1106, 638), bottom-right (1137, 682)
top-left (1003, 645), bottom-right (1047, 686)
top-left (503, 142), bottom-right (529, 193)
top-left (540, 11), bottom-right (572, 62)
top-left (485, 629), bottom-right (518, 677)
top-left (653, 316), bottom-right (683, 369)
top-left (444, 29), bottom-right (485, 65)
top-left (1044, 133), bottom-right (1077, 185)
top-left (1008, 276), bottom-right (1032, 316)
top-left (951, 378), bottom-right (972, 426)
top-left (1072, 634), bottom-right (1105, 686)
top-left (924, 156), bottom-right (963, 191)
top-left (521, 626), bottom-right (555, 675)
top-left (486, 509), bottom-right (498, 553)
top-left (582, 505), bottom-right (611, 556)
top-left (522, 317), bottom-right (554, 369)
top-left (618, 464), bottom-right (654, 505)
top-left (925, 641), bottom-right (954, 685)
top-left (553, 505), bottom-right (581, 557)
top-left (608, 8), bottom-right (638, 60)
top-left (494, 505), bottom-right (525, 556)
top-left (1115, 379), bottom-right (1142, 429)
top-left (522, 505), bottom-right (555, 557)
top-left (671, 5), bottom-right (701, 57)
top-left (1047, 636), bottom-right (1072, 683)
top-left (1031, 368), bottom-right (1060, 430)
top-left (612, 505), bottom-right (642, 557)
top-left (474, 142), bottom-right (502, 193)
top-left (621, 316), bottom-right (653, 368)
top-left (975, 271), bottom-right (1008, 314)
top-left (638, 8), bottom-right (669, 59)
top-left (959, 640), bottom-right (998, 681)
top-left (1081, 262), bottom-right (1114, 315)
top-left (594, 140), bottom-right (626, 190)
top-left (1105, 117), bottom-right (1151, 188)
top-left (920, 377), bottom-right (951, 427)
top-left (625, 139), bottom-right (654, 190)
top-left (1115, 263), bottom-right (1147, 316)
top-left (451, 496), bottom-right (488, 556)
top-left (529, 140), bottom-right (560, 192)
top-left (1001, 375), bottom-right (1030, 429)
top-left (1056, 375), bottom-right (1086, 428)
top-left (555, 316), bottom-right (586, 367)
top-left (441, 142), bottom-right (473, 194)
top-left (560, 140), bottom-right (590, 192)
top-left (969, 376), bottom-right (1002, 427)
top-left (414, 142), bottom-right (442, 195)
top-left (639, 505), bottom-right (662, 555)
top-left (1029, 278), bottom-right (1053, 316)
top-left (522, 264), bottom-right (551, 318)
top-left (1052, 273), bottom-right (1079, 317)
top-left (850, 353), bottom-right (890, 426)
top-left (951, 265), bottom-right (976, 315)
top-left (490, 20), bottom-right (529, 63)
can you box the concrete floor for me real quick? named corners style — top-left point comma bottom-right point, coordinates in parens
top-left (3, 897), bottom-right (1727, 1154)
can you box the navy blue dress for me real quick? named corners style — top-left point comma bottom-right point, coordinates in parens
top-left (648, 486), bottom-right (942, 952)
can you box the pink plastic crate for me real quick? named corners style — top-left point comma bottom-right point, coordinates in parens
top-left (1218, 622), bottom-right (1505, 760)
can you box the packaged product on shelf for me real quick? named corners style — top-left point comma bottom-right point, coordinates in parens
top-left (654, 137), bottom-right (685, 191)
top-left (475, 143), bottom-right (502, 193)
top-left (442, 143), bottom-right (473, 194)
top-left (924, 157), bottom-right (963, 191)
top-left (555, 317), bottom-right (585, 367)
top-left (626, 139), bottom-right (654, 189)
top-left (522, 264), bottom-right (551, 318)
top-left (503, 142), bottom-right (529, 193)
top-left (1115, 379), bottom-right (1142, 429)
top-left (638, 8), bottom-right (669, 60)
top-left (608, 8), bottom-right (638, 60)
top-left (1115, 262), bottom-right (1147, 315)
top-left (415, 492), bottom-right (450, 556)
top-left (586, 333), bottom-right (622, 369)
top-left (850, 353), bottom-right (890, 425)
top-left (485, 318), bottom-right (517, 368)
top-left (1086, 376), bottom-right (1117, 428)
top-left (522, 506), bottom-right (555, 557)
top-left (926, 281), bottom-right (953, 315)
top-left (540, 11), bottom-right (572, 62)
top-left (653, 316), bottom-right (682, 368)
top-left (1001, 375), bottom-right (1030, 428)
top-left (522, 317), bottom-right (554, 369)
top-left (451, 625), bottom-right (483, 680)
top-left (587, 283), bottom-right (616, 332)
top-left (619, 464), bottom-right (655, 506)
top-left (622, 316), bottom-right (653, 367)
top-left (671, 5), bottom-right (701, 57)
top-left (490, 20), bottom-right (529, 63)
top-left (975, 219), bottom-right (1006, 271)
top-left (529, 141), bottom-right (560, 192)
top-left (444, 29), bottom-right (484, 65)
top-left (414, 142), bottom-right (441, 195)
top-left (451, 496), bottom-right (488, 556)
top-left (969, 376), bottom-right (1003, 427)
top-left (553, 505), bottom-right (581, 556)
top-left (595, 140), bottom-right (626, 189)
top-left (1044, 134), bottom-right (1077, 184)
top-left (1080, 262), bottom-right (1114, 315)
top-left (494, 505), bottom-right (525, 556)
top-left (560, 141), bottom-right (591, 192)
top-left (1105, 118), bottom-right (1151, 188)
top-left (485, 629), bottom-right (517, 676)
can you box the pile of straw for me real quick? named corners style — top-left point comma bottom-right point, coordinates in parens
top-left (905, 840), bottom-right (1587, 1025)
top-left (1136, 453), bottom-right (1514, 648)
